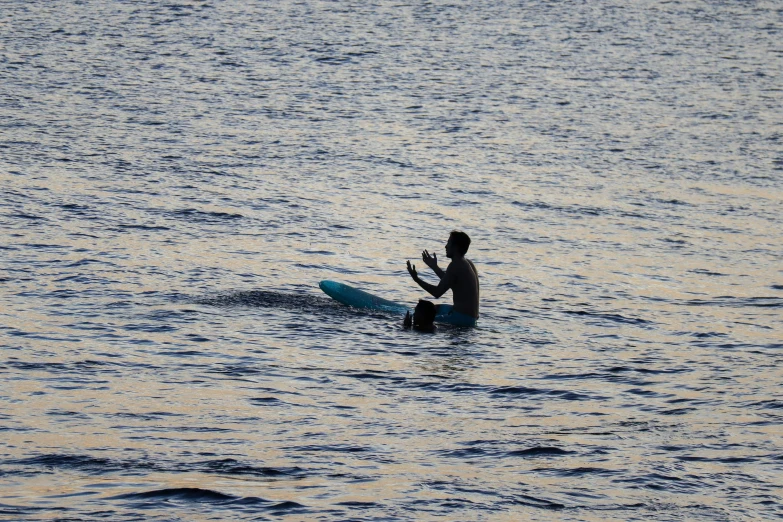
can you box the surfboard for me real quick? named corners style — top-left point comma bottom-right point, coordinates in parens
top-left (319, 280), bottom-right (409, 314)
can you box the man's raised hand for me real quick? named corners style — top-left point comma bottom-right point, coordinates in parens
top-left (422, 249), bottom-right (438, 270)
top-left (406, 260), bottom-right (418, 281)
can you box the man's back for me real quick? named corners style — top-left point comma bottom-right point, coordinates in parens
top-left (447, 257), bottom-right (479, 318)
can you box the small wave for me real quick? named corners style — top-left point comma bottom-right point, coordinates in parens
top-left (113, 411), bottom-right (186, 421)
top-left (169, 208), bottom-right (244, 223)
top-left (606, 366), bottom-right (686, 375)
top-left (336, 501), bottom-right (380, 507)
top-left (676, 331), bottom-right (728, 338)
top-left (115, 224), bottom-right (171, 231)
top-left (399, 381), bottom-right (485, 394)
top-left (205, 366), bottom-right (282, 378)
top-left (512, 200), bottom-right (605, 218)
top-left (657, 407), bottom-right (697, 415)
top-left (111, 487), bottom-right (238, 502)
top-left (689, 268), bottom-right (728, 276)
top-left (62, 258), bottom-right (118, 268)
top-left (195, 458), bottom-right (304, 477)
top-left (533, 466), bottom-right (619, 477)
top-left (194, 290), bottom-right (332, 313)
top-left (682, 296), bottom-right (783, 308)
top-left (8, 454), bottom-right (304, 479)
top-left (19, 243), bottom-right (67, 249)
top-left (108, 487), bottom-right (305, 511)
top-left (742, 399), bottom-right (783, 410)
top-left (0, 502), bottom-right (52, 516)
top-left (393, 379), bottom-right (600, 401)
top-left (508, 447), bottom-right (574, 457)
top-left (292, 444), bottom-right (369, 454)
top-left (314, 55), bottom-right (352, 65)
top-left (438, 447), bottom-right (488, 459)
top-left (249, 397), bottom-right (286, 405)
top-left (340, 369), bottom-right (407, 383)
top-left (124, 323), bottom-right (177, 333)
top-left (700, 342), bottom-right (783, 350)
top-left (59, 203), bottom-right (90, 211)
top-left (6, 212), bottom-right (46, 221)
top-left (11, 454), bottom-right (115, 473)
top-left (676, 455), bottom-right (758, 464)
top-left (508, 493), bottom-right (566, 510)
top-left (652, 198), bottom-right (693, 206)
top-left (660, 237), bottom-right (689, 245)
top-left (438, 441), bottom-right (577, 461)
top-left (300, 249), bottom-right (335, 255)
top-left (563, 310), bottom-right (654, 326)
top-left (625, 388), bottom-right (669, 397)
top-left (613, 473), bottom-right (697, 494)
top-left (490, 385), bottom-right (595, 401)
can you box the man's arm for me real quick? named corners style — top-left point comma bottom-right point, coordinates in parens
top-left (407, 260), bottom-right (451, 298)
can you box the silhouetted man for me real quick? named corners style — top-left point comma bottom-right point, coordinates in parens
top-left (406, 230), bottom-right (479, 327)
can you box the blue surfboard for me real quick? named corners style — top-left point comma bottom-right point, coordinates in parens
top-left (319, 280), bottom-right (409, 314)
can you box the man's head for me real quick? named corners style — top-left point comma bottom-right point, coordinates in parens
top-left (446, 230), bottom-right (471, 258)
top-left (413, 299), bottom-right (436, 328)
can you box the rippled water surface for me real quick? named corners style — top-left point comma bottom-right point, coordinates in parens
top-left (2, 1), bottom-right (782, 520)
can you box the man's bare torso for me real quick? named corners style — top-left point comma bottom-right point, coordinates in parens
top-left (447, 257), bottom-right (479, 318)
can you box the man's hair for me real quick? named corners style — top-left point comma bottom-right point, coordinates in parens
top-left (415, 299), bottom-right (437, 325)
top-left (450, 230), bottom-right (471, 256)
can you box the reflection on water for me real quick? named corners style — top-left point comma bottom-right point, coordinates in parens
top-left (1, 0), bottom-right (782, 519)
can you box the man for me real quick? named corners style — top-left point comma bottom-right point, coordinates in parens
top-left (406, 230), bottom-right (479, 327)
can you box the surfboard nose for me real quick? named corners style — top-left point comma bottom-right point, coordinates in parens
top-left (319, 280), bottom-right (339, 293)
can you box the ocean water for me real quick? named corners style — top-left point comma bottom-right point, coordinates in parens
top-left (1, 0), bottom-right (781, 520)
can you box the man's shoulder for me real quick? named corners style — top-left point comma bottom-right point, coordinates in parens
top-left (448, 258), bottom-right (476, 273)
